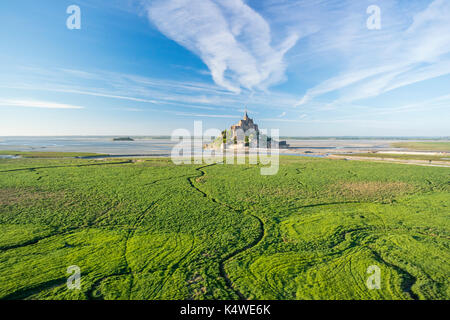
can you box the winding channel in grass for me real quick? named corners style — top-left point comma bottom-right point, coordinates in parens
top-left (187, 164), bottom-right (266, 300)
top-left (188, 165), bottom-right (421, 300)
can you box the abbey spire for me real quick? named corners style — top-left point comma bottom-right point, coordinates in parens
top-left (243, 106), bottom-right (249, 120)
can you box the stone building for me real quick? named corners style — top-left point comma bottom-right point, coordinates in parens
top-left (205, 109), bottom-right (288, 150)
top-left (230, 110), bottom-right (259, 136)
top-left (227, 110), bottom-right (260, 148)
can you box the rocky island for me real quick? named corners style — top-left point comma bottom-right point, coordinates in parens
top-left (113, 137), bottom-right (134, 141)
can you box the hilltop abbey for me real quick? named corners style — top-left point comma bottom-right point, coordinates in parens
top-left (230, 110), bottom-right (259, 137)
top-left (172, 110), bottom-right (283, 174)
top-left (227, 109), bottom-right (260, 148)
top-left (204, 108), bottom-right (287, 150)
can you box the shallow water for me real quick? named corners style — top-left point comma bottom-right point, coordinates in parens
top-left (0, 137), bottom-right (413, 158)
top-left (0, 137), bottom-right (177, 155)
top-left (0, 155), bottom-right (21, 159)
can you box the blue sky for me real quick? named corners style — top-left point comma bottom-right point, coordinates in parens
top-left (0, 0), bottom-right (449, 136)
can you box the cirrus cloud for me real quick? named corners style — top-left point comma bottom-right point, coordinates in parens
top-left (295, 0), bottom-right (450, 107)
top-left (144, 0), bottom-right (299, 93)
top-left (0, 99), bottom-right (85, 109)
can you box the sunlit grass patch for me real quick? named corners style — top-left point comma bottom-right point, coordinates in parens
top-left (328, 181), bottom-right (415, 202)
top-left (0, 188), bottom-right (64, 206)
top-left (391, 142), bottom-right (450, 152)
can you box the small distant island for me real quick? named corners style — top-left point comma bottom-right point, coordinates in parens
top-left (113, 137), bottom-right (134, 141)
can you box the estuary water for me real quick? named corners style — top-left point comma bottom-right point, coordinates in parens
top-left (0, 137), bottom-right (177, 155)
top-left (0, 136), bottom-right (404, 158)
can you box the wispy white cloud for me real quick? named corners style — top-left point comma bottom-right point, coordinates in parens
top-left (0, 99), bottom-right (84, 109)
top-left (259, 118), bottom-right (405, 127)
top-left (295, 0), bottom-right (450, 106)
top-left (174, 111), bottom-right (239, 118)
top-left (0, 66), bottom-right (301, 113)
top-left (56, 88), bottom-right (160, 104)
top-left (144, 0), bottom-right (298, 93)
top-left (113, 107), bottom-right (145, 112)
top-left (295, 64), bottom-right (403, 106)
top-left (338, 94), bottom-right (450, 118)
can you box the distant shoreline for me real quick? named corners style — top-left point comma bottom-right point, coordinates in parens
top-left (0, 135), bottom-right (449, 140)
